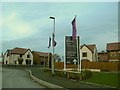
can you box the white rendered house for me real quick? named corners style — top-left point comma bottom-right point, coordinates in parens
top-left (80, 44), bottom-right (98, 62)
top-left (4, 47), bottom-right (33, 65)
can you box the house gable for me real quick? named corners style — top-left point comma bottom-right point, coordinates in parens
top-left (4, 49), bottom-right (11, 57)
top-left (81, 45), bottom-right (93, 61)
top-left (81, 44), bottom-right (96, 53)
top-left (81, 45), bottom-right (92, 53)
top-left (81, 44), bottom-right (98, 61)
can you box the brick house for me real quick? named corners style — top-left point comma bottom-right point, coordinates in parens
top-left (4, 47), bottom-right (33, 65)
top-left (80, 44), bottom-right (98, 62)
top-left (32, 51), bottom-right (52, 67)
top-left (98, 52), bottom-right (109, 62)
top-left (106, 42), bottom-right (120, 62)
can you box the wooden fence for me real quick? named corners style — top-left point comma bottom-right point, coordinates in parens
top-left (54, 61), bottom-right (120, 71)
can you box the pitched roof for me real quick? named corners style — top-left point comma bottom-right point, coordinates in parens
top-left (106, 42), bottom-right (120, 51)
top-left (10, 47), bottom-right (29, 54)
top-left (81, 44), bottom-right (96, 53)
top-left (87, 44), bottom-right (96, 52)
top-left (33, 51), bottom-right (49, 57)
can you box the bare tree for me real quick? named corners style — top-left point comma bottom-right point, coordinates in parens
top-left (54, 53), bottom-right (62, 62)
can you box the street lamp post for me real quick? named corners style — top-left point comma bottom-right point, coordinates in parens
top-left (49, 16), bottom-right (55, 75)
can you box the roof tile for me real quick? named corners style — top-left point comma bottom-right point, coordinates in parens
top-left (11, 47), bottom-right (28, 54)
top-left (33, 51), bottom-right (49, 57)
top-left (107, 42), bottom-right (120, 51)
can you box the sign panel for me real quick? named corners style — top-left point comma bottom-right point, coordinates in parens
top-left (65, 36), bottom-right (79, 64)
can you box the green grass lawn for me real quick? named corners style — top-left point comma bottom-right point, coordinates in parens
top-left (83, 72), bottom-right (119, 88)
top-left (29, 67), bottom-right (119, 88)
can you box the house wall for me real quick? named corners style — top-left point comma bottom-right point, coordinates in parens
top-left (33, 52), bottom-right (45, 65)
top-left (108, 51), bottom-right (120, 61)
top-left (4, 52), bottom-right (9, 64)
top-left (32, 52), bottom-right (50, 66)
top-left (98, 53), bottom-right (108, 61)
top-left (32, 52), bottom-right (41, 65)
top-left (80, 46), bottom-right (92, 61)
top-left (11, 54), bottom-right (20, 64)
top-left (22, 50), bottom-right (33, 65)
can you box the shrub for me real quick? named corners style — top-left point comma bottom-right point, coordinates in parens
top-left (55, 71), bottom-right (67, 78)
top-left (81, 72), bottom-right (87, 80)
top-left (81, 69), bottom-right (92, 80)
top-left (43, 67), bottom-right (51, 72)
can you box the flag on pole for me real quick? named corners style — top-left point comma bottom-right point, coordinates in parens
top-left (48, 37), bottom-right (51, 48)
top-left (52, 33), bottom-right (57, 47)
top-left (71, 17), bottom-right (76, 42)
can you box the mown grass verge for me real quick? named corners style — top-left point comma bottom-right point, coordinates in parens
top-left (29, 68), bottom-right (117, 89)
top-left (83, 72), bottom-right (119, 88)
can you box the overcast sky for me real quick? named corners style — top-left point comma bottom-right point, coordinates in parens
top-left (1, 0), bottom-right (118, 57)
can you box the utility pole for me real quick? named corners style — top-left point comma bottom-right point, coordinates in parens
top-left (49, 16), bottom-right (55, 75)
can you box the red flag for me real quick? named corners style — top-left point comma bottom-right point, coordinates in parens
top-left (71, 17), bottom-right (76, 41)
top-left (48, 37), bottom-right (51, 48)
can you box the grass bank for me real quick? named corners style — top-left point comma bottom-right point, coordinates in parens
top-left (29, 68), bottom-right (119, 89)
top-left (83, 72), bottom-right (119, 88)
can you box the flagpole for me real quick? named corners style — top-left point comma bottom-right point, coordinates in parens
top-left (64, 36), bottom-right (66, 74)
top-left (77, 36), bottom-right (80, 72)
top-left (74, 15), bottom-right (79, 72)
top-left (80, 43), bottom-right (82, 72)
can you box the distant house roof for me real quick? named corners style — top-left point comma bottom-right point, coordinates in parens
top-left (32, 51), bottom-right (49, 57)
top-left (106, 42), bottom-right (120, 51)
top-left (10, 47), bottom-right (30, 55)
top-left (81, 44), bottom-right (96, 53)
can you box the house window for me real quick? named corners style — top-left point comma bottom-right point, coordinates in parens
top-left (98, 57), bottom-right (100, 60)
top-left (6, 60), bottom-right (8, 64)
top-left (110, 52), bottom-right (114, 57)
top-left (20, 54), bottom-right (22, 57)
top-left (27, 54), bottom-right (30, 58)
top-left (82, 52), bottom-right (87, 57)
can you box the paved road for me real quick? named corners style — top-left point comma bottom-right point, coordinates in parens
top-left (2, 67), bottom-right (46, 88)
